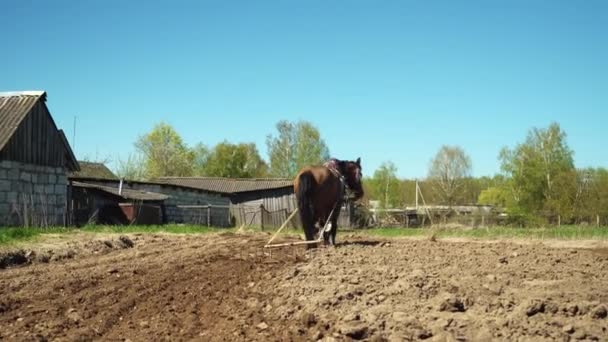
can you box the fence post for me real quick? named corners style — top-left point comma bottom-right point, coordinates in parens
top-left (260, 204), bottom-right (265, 231)
top-left (598, 215), bottom-right (600, 227)
top-left (558, 215), bottom-right (561, 227)
top-left (207, 205), bottom-right (210, 227)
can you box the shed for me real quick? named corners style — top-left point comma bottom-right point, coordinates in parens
top-left (68, 176), bottom-right (233, 226)
top-left (71, 181), bottom-right (168, 226)
top-left (0, 91), bottom-right (79, 226)
top-left (156, 177), bottom-right (296, 228)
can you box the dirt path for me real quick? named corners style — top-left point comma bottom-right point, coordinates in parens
top-left (1, 233), bottom-right (606, 341)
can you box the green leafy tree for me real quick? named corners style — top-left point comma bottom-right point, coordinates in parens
top-left (367, 161), bottom-right (400, 209)
top-left (134, 122), bottom-right (194, 178)
top-left (201, 141), bottom-right (268, 178)
top-left (266, 120), bottom-right (330, 178)
top-left (499, 122), bottom-right (574, 217)
top-left (427, 145), bottom-right (472, 205)
top-left (573, 168), bottom-right (608, 223)
top-left (192, 143), bottom-right (210, 176)
top-left (114, 153), bottom-right (147, 181)
top-left (477, 186), bottom-right (513, 208)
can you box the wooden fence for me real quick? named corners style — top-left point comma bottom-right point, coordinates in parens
top-left (230, 203), bottom-right (354, 230)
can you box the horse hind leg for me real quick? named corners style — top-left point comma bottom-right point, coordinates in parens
top-left (296, 172), bottom-right (317, 248)
top-left (329, 206), bottom-right (342, 246)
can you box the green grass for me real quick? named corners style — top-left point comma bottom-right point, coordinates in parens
top-left (0, 225), bottom-right (229, 245)
top-left (79, 224), bottom-right (229, 235)
top-left (0, 227), bottom-right (70, 245)
top-left (365, 225), bottom-right (608, 240)
top-left (1, 224), bottom-right (606, 246)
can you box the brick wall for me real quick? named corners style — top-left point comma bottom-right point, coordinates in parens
top-left (0, 160), bottom-right (67, 226)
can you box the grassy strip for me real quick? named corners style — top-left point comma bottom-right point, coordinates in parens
top-left (365, 225), bottom-right (608, 240)
top-left (2, 224), bottom-right (606, 246)
top-left (79, 225), bottom-right (228, 235)
top-left (0, 225), bottom-right (228, 245)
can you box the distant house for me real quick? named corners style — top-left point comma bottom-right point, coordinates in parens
top-left (0, 91), bottom-right (79, 226)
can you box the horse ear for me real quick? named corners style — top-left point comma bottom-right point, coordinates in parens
top-left (356, 157), bottom-right (361, 166)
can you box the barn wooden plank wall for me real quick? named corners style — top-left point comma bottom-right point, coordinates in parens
top-left (230, 194), bottom-right (354, 230)
top-left (0, 101), bottom-right (67, 167)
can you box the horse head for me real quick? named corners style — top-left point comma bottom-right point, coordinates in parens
top-left (339, 157), bottom-right (364, 201)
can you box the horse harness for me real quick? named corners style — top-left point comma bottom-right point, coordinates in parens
top-left (323, 159), bottom-right (347, 202)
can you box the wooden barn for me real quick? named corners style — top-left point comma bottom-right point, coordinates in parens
top-left (70, 181), bottom-right (168, 226)
top-left (156, 177), bottom-right (297, 228)
top-left (0, 91), bottom-right (79, 226)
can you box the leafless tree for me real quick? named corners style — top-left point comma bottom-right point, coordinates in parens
top-left (428, 145), bottom-right (472, 205)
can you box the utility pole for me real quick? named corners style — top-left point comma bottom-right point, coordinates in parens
top-left (415, 179), bottom-right (419, 210)
top-left (72, 116), bottom-right (77, 153)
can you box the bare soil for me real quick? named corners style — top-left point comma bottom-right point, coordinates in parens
top-left (0, 233), bottom-right (606, 341)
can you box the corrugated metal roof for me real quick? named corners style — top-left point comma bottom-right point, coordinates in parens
top-left (0, 91), bottom-right (46, 151)
top-left (70, 161), bottom-right (117, 179)
top-left (72, 181), bottom-right (169, 201)
top-left (156, 177), bottom-right (294, 194)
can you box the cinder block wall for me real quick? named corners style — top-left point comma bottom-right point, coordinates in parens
top-left (0, 160), bottom-right (67, 226)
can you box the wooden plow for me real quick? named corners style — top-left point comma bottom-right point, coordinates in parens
top-left (264, 207), bottom-right (336, 248)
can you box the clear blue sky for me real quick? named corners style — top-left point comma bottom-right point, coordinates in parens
top-left (2, 1), bottom-right (607, 178)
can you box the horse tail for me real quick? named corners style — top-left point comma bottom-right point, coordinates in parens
top-left (296, 171), bottom-right (316, 241)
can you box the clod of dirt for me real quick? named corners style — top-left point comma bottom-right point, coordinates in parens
top-left (36, 253), bottom-right (51, 263)
top-left (525, 301), bottom-right (546, 317)
top-left (498, 256), bottom-right (508, 264)
top-left (65, 308), bottom-right (82, 324)
top-left (118, 236), bottom-right (135, 248)
top-left (591, 305), bottom-right (607, 319)
top-left (416, 328), bottom-right (433, 340)
top-left (310, 330), bottom-right (323, 340)
top-left (103, 240), bottom-right (113, 248)
top-left (0, 250), bottom-right (29, 269)
top-left (256, 322), bottom-right (269, 331)
top-left (439, 297), bottom-right (466, 312)
top-left (337, 322), bottom-right (368, 340)
top-left (300, 312), bottom-right (317, 327)
top-left (562, 325), bottom-right (575, 334)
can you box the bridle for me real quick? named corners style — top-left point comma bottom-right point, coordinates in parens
top-left (323, 159), bottom-right (361, 198)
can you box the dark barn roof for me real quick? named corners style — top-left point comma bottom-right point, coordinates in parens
top-left (156, 177), bottom-right (293, 194)
top-left (72, 181), bottom-right (169, 201)
top-left (0, 91), bottom-right (79, 171)
top-left (70, 161), bottom-right (118, 179)
top-left (0, 91), bottom-right (45, 151)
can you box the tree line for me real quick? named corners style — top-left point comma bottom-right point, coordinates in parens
top-left (113, 120), bottom-right (607, 225)
top-left (115, 120), bottom-right (329, 180)
top-left (366, 123), bottom-right (608, 225)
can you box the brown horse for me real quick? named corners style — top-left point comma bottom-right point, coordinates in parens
top-left (294, 158), bottom-right (364, 246)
